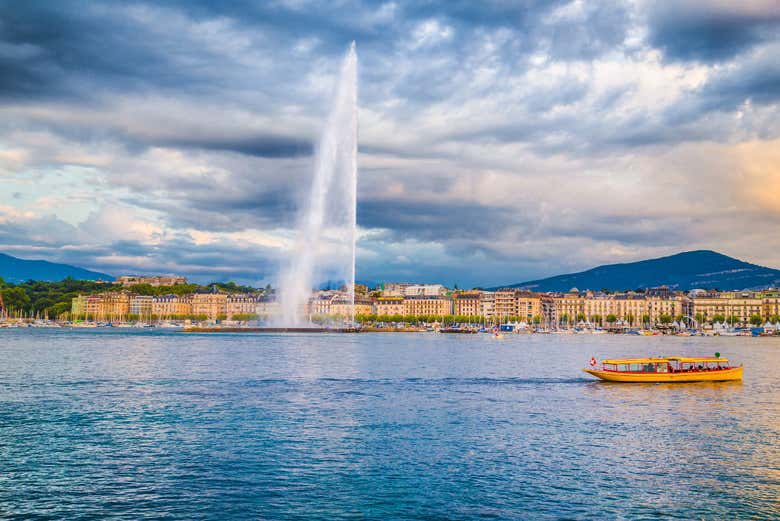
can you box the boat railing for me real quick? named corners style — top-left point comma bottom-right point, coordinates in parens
top-left (600, 363), bottom-right (734, 374)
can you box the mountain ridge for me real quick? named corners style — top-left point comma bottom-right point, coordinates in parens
top-left (490, 250), bottom-right (780, 292)
top-left (0, 253), bottom-right (113, 284)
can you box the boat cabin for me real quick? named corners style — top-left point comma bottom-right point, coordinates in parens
top-left (601, 357), bottom-right (731, 373)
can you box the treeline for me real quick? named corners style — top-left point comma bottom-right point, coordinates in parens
top-left (0, 278), bottom-right (120, 318)
top-left (0, 277), bottom-right (267, 318)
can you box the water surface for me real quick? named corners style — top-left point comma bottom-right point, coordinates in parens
top-left (1, 330), bottom-right (778, 520)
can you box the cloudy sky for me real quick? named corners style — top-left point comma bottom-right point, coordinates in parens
top-left (1, 1), bottom-right (779, 287)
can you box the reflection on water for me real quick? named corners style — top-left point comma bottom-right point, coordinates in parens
top-left (0, 329), bottom-right (778, 520)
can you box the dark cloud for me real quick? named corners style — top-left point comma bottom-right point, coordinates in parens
top-left (359, 197), bottom-right (524, 241)
top-left (646, 2), bottom-right (780, 63)
top-left (698, 49), bottom-right (780, 109)
top-left (0, 3), bottom-right (197, 101)
top-left (160, 135), bottom-right (313, 159)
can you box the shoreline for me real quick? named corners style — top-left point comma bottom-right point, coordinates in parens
top-left (1, 323), bottom-right (777, 337)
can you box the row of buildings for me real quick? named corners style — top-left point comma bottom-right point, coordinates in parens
top-left (71, 292), bottom-right (277, 321)
top-left (69, 284), bottom-right (780, 325)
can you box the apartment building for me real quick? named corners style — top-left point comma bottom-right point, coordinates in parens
top-left (403, 295), bottom-right (453, 317)
top-left (375, 297), bottom-right (405, 316)
top-left (453, 292), bottom-right (482, 316)
top-left (129, 295), bottom-right (153, 317)
top-left (689, 292), bottom-right (764, 323)
top-left (191, 292), bottom-right (228, 319)
top-left (152, 294), bottom-right (193, 318)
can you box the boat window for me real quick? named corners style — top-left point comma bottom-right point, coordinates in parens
top-left (629, 363), bottom-right (643, 372)
top-left (655, 363), bottom-right (668, 373)
top-left (617, 364), bottom-right (629, 371)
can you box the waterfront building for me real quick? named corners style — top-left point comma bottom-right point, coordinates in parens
top-left (494, 289), bottom-right (517, 317)
top-left (129, 295), bottom-right (153, 317)
top-left (152, 294), bottom-right (193, 318)
top-left (116, 275), bottom-right (188, 287)
top-left (453, 292), bottom-right (482, 317)
top-left (81, 292), bottom-right (131, 320)
top-left (309, 292), bottom-right (340, 316)
top-left (403, 295), bottom-right (453, 317)
top-left (192, 292), bottom-right (228, 320)
top-left (354, 297), bottom-right (374, 316)
top-left (540, 295), bottom-right (556, 327)
top-left (552, 290), bottom-right (585, 326)
top-left (762, 290), bottom-right (780, 319)
top-left (226, 294), bottom-right (259, 319)
top-left (491, 289), bottom-right (542, 320)
top-left (582, 293), bottom-right (612, 325)
top-left (479, 292), bottom-right (495, 319)
top-left (689, 292), bottom-right (764, 324)
top-left (611, 293), bottom-right (650, 327)
top-left (330, 296), bottom-right (373, 318)
top-left (516, 292), bottom-right (543, 322)
top-left (576, 291), bottom-right (687, 327)
top-left (646, 294), bottom-right (687, 324)
top-left (375, 297), bottom-right (405, 316)
top-left (256, 296), bottom-right (279, 319)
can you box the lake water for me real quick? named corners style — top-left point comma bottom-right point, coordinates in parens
top-left (0, 329), bottom-right (778, 520)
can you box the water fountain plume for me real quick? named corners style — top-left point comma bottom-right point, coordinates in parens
top-left (277, 42), bottom-right (358, 326)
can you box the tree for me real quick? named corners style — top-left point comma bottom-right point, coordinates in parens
top-left (592, 314), bottom-right (602, 326)
top-left (1, 287), bottom-right (30, 312)
top-left (641, 314), bottom-right (650, 326)
top-left (606, 313), bottom-right (617, 324)
top-left (712, 314), bottom-right (726, 323)
top-left (695, 313), bottom-right (705, 325)
top-left (233, 313), bottom-right (259, 321)
top-left (749, 315), bottom-right (762, 326)
top-left (48, 301), bottom-right (71, 318)
top-left (624, 314), bottom-right (635, 326)
top-left (658, 314), bottom-right (673, 325)
top-left (128, 283), bottom-right (157, 296)
top-left (559, 313), bottom-right (569, 325)
top-left (576, 313), bottom-right (587, 323)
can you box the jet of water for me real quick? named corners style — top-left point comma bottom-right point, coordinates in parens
top-left (277, 42), bottom-right (357, 326)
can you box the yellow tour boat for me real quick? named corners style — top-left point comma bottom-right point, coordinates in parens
top-left (583, 356), bottom-right (742, 383)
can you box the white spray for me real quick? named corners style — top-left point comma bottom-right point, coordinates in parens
top-left (277, 42), bottom-right (357, 326)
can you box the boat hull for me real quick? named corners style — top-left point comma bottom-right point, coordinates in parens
top-left (583, 367), bottom-right (742, 382)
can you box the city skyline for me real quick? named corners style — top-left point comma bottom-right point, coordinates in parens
top-left (1, 1), bottom-right (779, 287)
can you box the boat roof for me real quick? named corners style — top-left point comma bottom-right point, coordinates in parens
top-left (602, 357), bottom-right (728, 364)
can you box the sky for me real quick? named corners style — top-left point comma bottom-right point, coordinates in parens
top-left (1, 0), bottom-right (779, 287)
